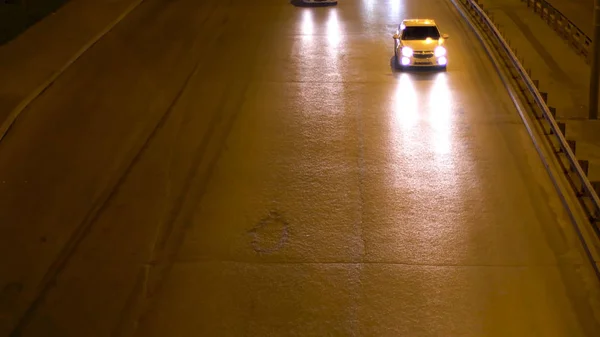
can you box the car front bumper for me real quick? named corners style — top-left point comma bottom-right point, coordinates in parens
top-left (398, 55), bottom-right (447, 67)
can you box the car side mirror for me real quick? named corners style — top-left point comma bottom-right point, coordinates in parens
top-left (393, 33), bottom-right (399, 40)
top-left (442, 33), bottom-right (449, 39)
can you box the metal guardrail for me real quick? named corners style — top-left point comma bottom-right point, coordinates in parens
top-left (521, 0), bottom-right (593, 64)
top-left (454, 0), bottom-right (600, 231)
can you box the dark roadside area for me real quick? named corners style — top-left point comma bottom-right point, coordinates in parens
top-left (0, 0), bottom-right (69, 45)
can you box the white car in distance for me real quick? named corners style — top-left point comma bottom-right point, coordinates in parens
top-left (393, 19), bottom-right (449, 70)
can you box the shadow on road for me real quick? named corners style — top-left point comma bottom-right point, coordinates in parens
top-left (289, 0), bottom-right (338, 8)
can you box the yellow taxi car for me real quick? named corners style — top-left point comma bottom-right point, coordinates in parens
top-left (393, 19), bottom-right (449, 70)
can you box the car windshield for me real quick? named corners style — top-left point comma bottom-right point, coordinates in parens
top-left (401, 26), bottom-right (440, 40)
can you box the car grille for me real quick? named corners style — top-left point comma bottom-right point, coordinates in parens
top-left (413, 51), bottom-right (434, 59)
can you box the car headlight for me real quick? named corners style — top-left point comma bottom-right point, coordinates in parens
top-left (401, 47), bottom-right (413, 57)
top-left (434, 46), bottom-right (446, 57)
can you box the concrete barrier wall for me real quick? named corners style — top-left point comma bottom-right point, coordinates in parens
top-left (520, 0), bottom-right (592, 64)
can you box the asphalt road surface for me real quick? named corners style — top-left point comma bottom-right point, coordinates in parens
top-left (1, 0), bottom-right (600, 336)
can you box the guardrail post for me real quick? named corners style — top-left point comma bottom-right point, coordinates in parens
top-left (556, 121), bottom-right (566, 136)
top-left (592, 181), bottom-right (600, 196)
top-left (549, 106), bottom-right (557, 118)
top-left (567, 139), bottom-right (577, 153)
top-left (540, 92), bottom-right (548, 103)
top-left (591, 182), bottom-right (600, 210)
top-left (578, 159), bottom-right (589, 175)
top-left (574, 159), bottom-right (589, 196)
top-left (589, 0), bottom-right (600, 119)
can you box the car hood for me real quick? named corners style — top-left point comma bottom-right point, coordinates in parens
top-left (401, 39), bottom-right (445, 51)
